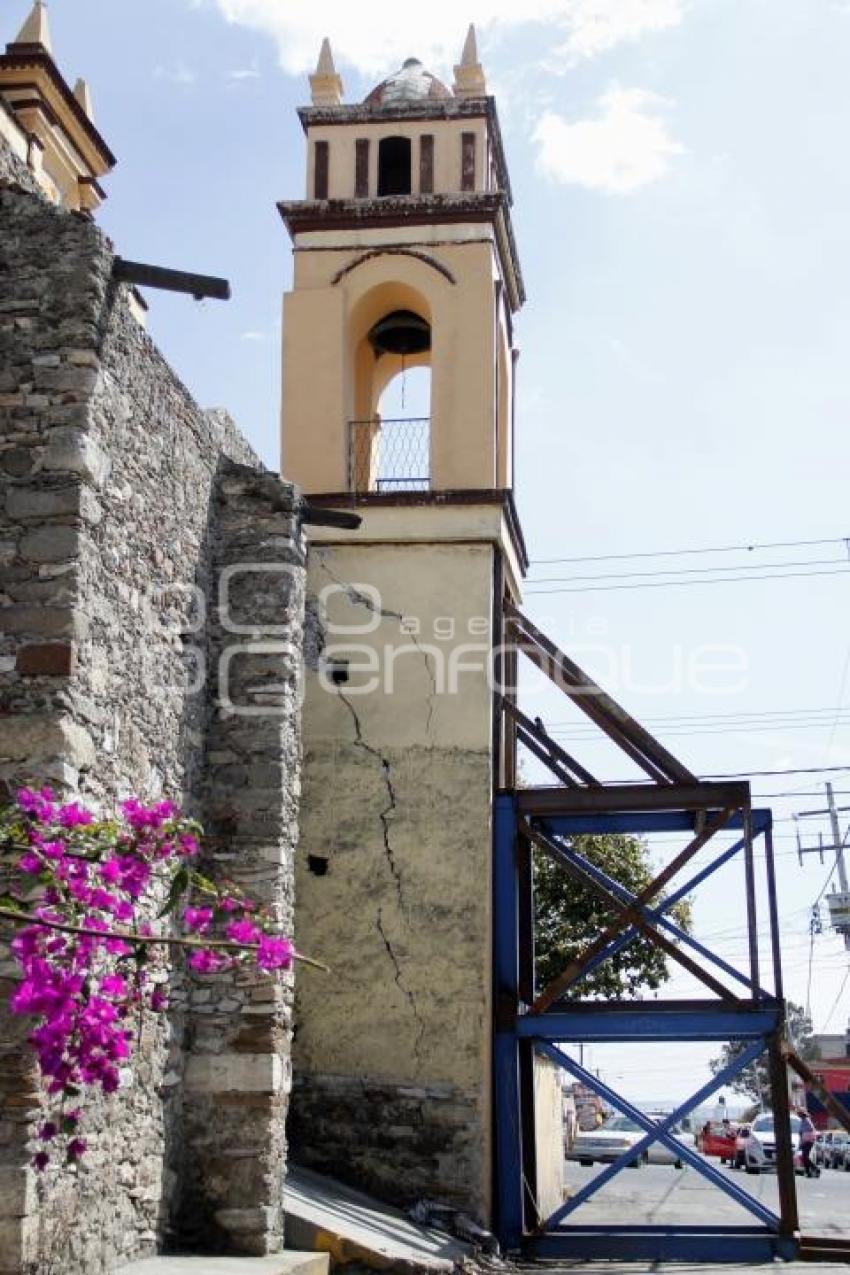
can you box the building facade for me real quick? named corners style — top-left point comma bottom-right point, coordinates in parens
top-left (281, 33), bottom-right (527, 1222)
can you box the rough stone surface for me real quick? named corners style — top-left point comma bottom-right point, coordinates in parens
top-left (0, 140), bottom-right (305, 1274)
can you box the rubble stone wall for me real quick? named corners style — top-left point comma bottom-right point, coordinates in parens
top-left (0, 143), bottom-right (305, 1273)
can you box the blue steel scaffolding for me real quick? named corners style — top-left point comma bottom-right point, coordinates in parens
top-left (492, 604), bottom-right (799, 1262)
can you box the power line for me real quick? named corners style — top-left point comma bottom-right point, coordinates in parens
top-left (526, 566), bottom-right (850, 596)
top-left (822, 968), bottom-right (850, 1031)
top-left (528, 556), bottom-right (846, 586)
top-left (544, 705), bottom-right (850, 729)
top-left (550, 719), bottom-right (850, 740)
top-left (529, 535), bottom-right (850, 567)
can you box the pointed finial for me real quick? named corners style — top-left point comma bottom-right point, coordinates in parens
top-left (460, 24), bottom-right (478, 66)
top-left (453, 23), bottom-right (486, 98)
top-left (12, 0), bottom-right (52, 54)
top-left (309, 36), bottom-right (343, 107)
top-left (316, 37), bottom-right (336, 77)
top-left (73, 77), bottom-right (94, 121)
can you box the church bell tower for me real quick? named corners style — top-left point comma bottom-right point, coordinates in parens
top-left (279, 29), bottom-right (526, 1223)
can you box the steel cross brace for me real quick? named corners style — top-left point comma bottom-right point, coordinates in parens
top-left (548, 828), bottom-right (755, 993)
top-left (524, 819), bottom-right (736, 1003)
top-left (539, 830), bottom-right (771, 1000)
top-left (536, 1039), bottom-right (780, 1231)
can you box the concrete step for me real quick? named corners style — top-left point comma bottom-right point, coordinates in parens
top-left (115, 1254), bottom-right (329, 1275)
top-left (284, 1166), bottom-right (471, 1275)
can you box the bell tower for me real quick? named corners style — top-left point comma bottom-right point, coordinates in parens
top-left (279, 29), bottom-right (526, 1224)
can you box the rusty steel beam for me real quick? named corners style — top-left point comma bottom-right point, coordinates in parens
top-left (518, 782), bottom-right (750, 816)
top-left (504, 700), bottom-right (598, 786)
top-left (505, 602), bottom-right (697, 785)
top-left (783, 1048), bottom-right (850, 1135)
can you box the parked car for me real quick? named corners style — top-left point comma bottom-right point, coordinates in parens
top-left (567, 1115), bottom-right (647, 1167)
top-left (698, 1120), bottom-right (737, 1164)
top-left (567, 1114), bottom-right (694, 1169)
top-left (821, 1130), bottom-right (850, 1169)
top-left (647, 1122), bottom-right (696, 1169)
top-left (741, 1113), bottom-right (803, 1174)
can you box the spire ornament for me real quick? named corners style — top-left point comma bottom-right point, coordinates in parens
top-left (453, 23), bottom-right (486, 98)
top-left (11, 0), bottom-right (52, 54)
top-left (310, 37), bottom-right (343, 107)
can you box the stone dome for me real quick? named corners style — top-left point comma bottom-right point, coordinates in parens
top-left (364, 58), bottom-right (452, 106)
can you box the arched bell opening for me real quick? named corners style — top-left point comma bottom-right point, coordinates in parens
top-left (347, 285), bottom-right (434, 494)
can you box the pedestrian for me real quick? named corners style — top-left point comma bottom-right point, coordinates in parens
top-left (798, 1107), bottom-right (819, 1178)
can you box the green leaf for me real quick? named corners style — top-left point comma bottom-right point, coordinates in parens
top-left (157, 866), bottom-right (190, 918)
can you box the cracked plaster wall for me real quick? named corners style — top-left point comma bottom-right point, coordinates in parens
top-left (290, 538), bottom-right (495, 1221)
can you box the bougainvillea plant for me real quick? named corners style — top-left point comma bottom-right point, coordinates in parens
top-left (0, 787), bottom-right (320, 1172)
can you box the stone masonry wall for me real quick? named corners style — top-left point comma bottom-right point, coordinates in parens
top-left (0, 144), bottom-right (305, 1273)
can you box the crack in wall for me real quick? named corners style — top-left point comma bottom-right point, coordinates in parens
top-left (376, 904), bottom-right (426, 1067)
top-left (335, 686), bottom-right (404, 914)
top-left (318, 558), bottom-right (437, 737)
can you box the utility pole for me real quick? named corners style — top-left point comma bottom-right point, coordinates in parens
top-left (796, 783), bottom-right (850, 950)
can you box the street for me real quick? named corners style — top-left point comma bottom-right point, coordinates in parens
top-left (561, 1160), bottom-right (850, 1235)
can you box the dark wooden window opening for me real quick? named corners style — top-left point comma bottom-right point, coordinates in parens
top-left (314, 140), bottom-right (329, 199)
top-left (378, 136), bottom-right (412, 197)
top-left (355, 138), bottom-right (370, 197)
top-left (419, 134), bottom-right (434, 194)
top-left (461, 131), bottom-right (476, 192)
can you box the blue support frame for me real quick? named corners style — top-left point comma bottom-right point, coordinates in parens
top-left (492, 793), bottom-right (799, 1262)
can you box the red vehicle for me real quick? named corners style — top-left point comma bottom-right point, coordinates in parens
top-left (698, 1120), bottom-right (737, 1163)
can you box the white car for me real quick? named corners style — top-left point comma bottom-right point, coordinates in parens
top-left (567, 1116), bottom-right (647, 1167)
top-left (567, 1115), bottom-right (694, 1168)
top-left (742, 1113), bottom-right (802, 1173)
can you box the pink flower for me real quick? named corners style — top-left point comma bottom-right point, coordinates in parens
top-left (220, 896), bottom-right (240, 913)
top-left (40, 840), bottom-right (66, 861)
top-left (58, 803), bottom-right (93, 828)
top-left (38, 1122), bottom-right (57, 1142)
top-left (183, 907), bottom-right (213, 935)
top-left (33, 1151), bottom-right (49, 1172)
top-left (66, 1138), bottom-right (87, 1161)
top-left (17, 851), bottom-right (42, 875)
top-left (17, 787), bottom-right (55, 822)
top-left (99, 858), bottom-right (121, 885)
top-left (178, 833), bottom-right (199, 858)
top-left (256, 935), bottom-right (295, 971)
top-left (225, 918), bottom-right (261, 945)
top-left (150, 987), bottom-right (168, 1012)
top-left (99, 974), bottom-right (127, 998)
top-left (188, 949), bottom-right (226, 974)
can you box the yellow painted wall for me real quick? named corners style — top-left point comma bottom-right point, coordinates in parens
top-left (294, 509), bottom-right (503, 1219)
top-left (282, 237), bottom-right (504, 493)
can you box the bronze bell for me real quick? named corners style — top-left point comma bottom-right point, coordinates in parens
top-left (368, 309), bottom-right (431, 357)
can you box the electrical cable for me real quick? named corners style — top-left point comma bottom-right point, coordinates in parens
top-left (530, 535), bottom-right (850, 567)
top-left (822, 968), bottom-right (850, 1030)
top-left (526, 566), bottom-right (850, 596)
top-left (527, 556), bottom-right (847, 586)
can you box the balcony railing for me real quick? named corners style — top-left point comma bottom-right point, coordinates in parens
top-left (348, 417), bottom-right (430, 493)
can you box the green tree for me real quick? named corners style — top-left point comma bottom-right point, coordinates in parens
top-left (533, 834), bottom-right (693, 1000)
top-left (708, 1002), bottom-right (815, 1104)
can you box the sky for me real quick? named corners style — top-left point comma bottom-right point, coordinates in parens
top-left (24, 0), bottom-right (850, 1104)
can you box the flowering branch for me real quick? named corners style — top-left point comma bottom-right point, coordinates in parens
top-left (0, 906), bottom-right (330, 972)
top-left (0, 787), bottom-right (323, 1173)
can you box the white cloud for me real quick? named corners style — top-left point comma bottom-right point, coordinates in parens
top-left (154, 62), bottom-right (198, 87)
top-left (533, 88), bottom-right (684, 194)
top-left (210, 0), bottom-right (684, 76)
top-left (241, 330), bottom-right (269, 342)
top-left (227, 62), bottom-right (261, 81)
